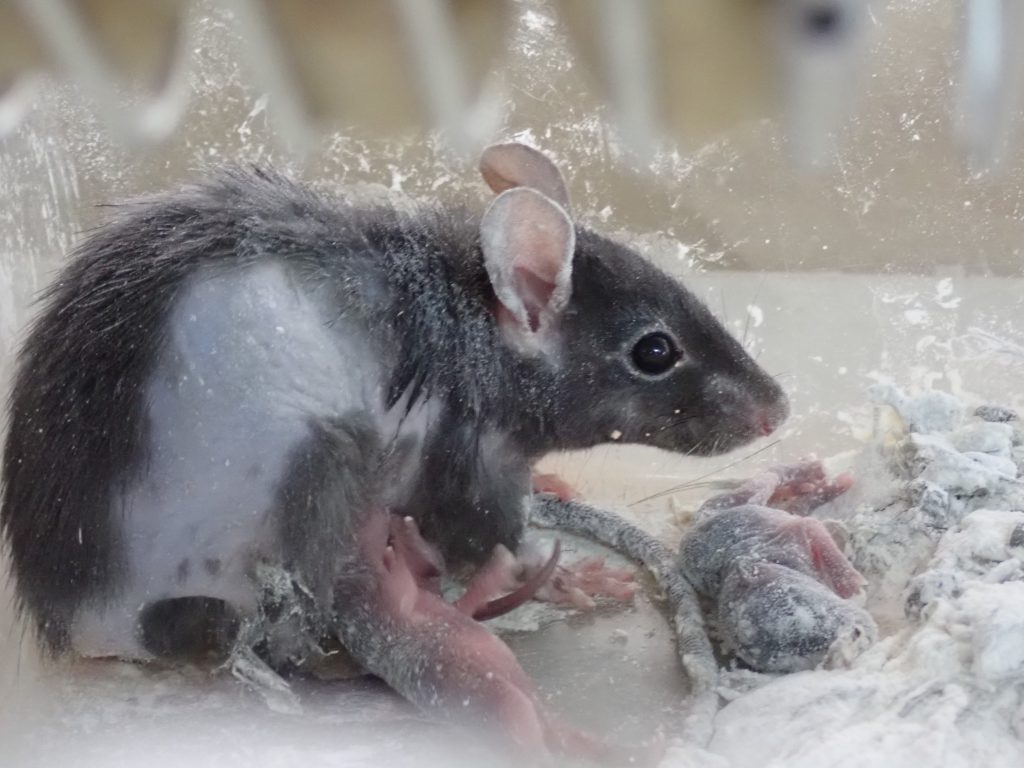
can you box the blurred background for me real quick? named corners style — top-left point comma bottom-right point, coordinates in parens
top-left (1, 1), bottom-right (1023, 765)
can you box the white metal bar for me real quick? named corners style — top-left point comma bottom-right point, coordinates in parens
top-left (14, 0), bottom-right (192, 145)
top-left (220, 0), bottom-right (316, 153)
top-left (594, 0), bottom-right (657, 156)
top-left (958, 0), bottom-right (1021, 170)
top-left (0, 75), bottom-right (40, 137)
top-left (391, 0), bottom-right (474, 150)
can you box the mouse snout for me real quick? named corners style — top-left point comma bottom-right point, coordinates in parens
top-left (754, 392), bottom-right (790, 437)
top-left (757, 407), bottom-right (785, 436)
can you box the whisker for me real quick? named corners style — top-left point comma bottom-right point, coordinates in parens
top-left (684, 435), bottom-right (708, 458)
top-left (658, 413), bottom-right (700, 432)
top-left (628, 438), bottom-right (782, 506)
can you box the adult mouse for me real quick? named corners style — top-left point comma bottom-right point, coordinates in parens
top-left (1, 143), bottom-right (787, 759)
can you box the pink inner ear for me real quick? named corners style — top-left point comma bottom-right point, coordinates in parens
top-left (481, 187), bottom-right (574, 336)
top-left (513, 266), bottom-right (555, 332)
top-left (507, 216), bottom-right (569, 330)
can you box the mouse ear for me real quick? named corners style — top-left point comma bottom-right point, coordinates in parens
top-left (479, 143), bottom-right (573, 217)
top-left (480, 187), bottom-right (575, 349)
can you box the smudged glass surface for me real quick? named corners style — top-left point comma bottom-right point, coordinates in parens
top-left (2, 1), bottom-right (1023, 766)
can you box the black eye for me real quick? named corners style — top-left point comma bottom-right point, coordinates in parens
top-left (803, 5), bottom-right (843, 39)
top-left (630, 332), bottom-right (681, 375)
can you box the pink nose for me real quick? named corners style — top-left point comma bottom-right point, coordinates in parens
top-left (758, 414), bottom-right (779, 436)
top-left (754, 395), bottom-right (791, 438)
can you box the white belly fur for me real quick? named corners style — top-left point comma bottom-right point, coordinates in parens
top-left (72, 261), bottom-right (387, 658)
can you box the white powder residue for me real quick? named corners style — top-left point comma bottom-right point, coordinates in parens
top-left (745, 305), bottom-right (764, 328)
top-left (679, 388), bottom-right (1024, 768)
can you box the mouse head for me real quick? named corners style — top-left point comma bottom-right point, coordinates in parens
top-left (478, 142), bottom-right (788, 456)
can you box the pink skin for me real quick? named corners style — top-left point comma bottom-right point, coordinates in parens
top-left (388, 515), bottom-right (445, 592)
top-left (359, 512), bottom-right (662, 765)
top-left (764, 460), bottom-right (863, 598)
top-left (455, 541), bottom-right (563, 621)
top-left (478, 539), bottom-right (637, 613)
top-left (695, 459), bottom-right (864, 599)
top-left (537, 554), bottom-right (637, 609)
top-left (764, 459), bottom-right (854, 516)
top-left (385, 515), bottom-right (561, 620)
top-left (779, 515), bottom-right (865, 599)
top-left (388, 492), bottom-right (636, 617)
top-left (531, 472), bottom-right (638, 609)
top-left (532, 472), bottom-right (580, 501)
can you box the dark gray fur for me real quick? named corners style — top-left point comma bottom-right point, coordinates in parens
top-left (677, 505), bottom-right (825, 596)
top-left (678, 483), bottom-right (877, 673)
top-left (532, 492), bottom-right (874, 682)
top-left (1, 165), bottom-right (786, 656)
top-left (715, 561), bottom-right (872, 673)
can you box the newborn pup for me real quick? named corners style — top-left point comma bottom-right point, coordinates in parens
top-left (338, 512), bottom-right (661, 764)
top-left (678, 461), bottom-right (877, 672)
top-left (1, 143), bottom-right (787, 755)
